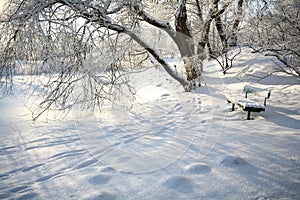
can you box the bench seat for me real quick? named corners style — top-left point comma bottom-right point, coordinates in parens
top-left (226, 94), bottom-right (266, 120)
top-left (238, 101), bottom-right (265, 112)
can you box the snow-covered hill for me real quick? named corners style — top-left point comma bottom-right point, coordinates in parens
top-left (0, 48), bottom-right (299, 199)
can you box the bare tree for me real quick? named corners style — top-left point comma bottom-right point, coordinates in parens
top-left (194, 0), bottom-right (244, 74)
top-left (242, 0), bottom-right (300, 79)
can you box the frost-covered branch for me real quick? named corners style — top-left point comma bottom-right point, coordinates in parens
top-left (131, 0), bottom-right (172, 30)
top-left (123, 28), bottom-right (191, 91)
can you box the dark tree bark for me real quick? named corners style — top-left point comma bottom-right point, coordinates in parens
top-left (197, 0), bottom-right (230, 55)
top-left (132, 0), bottom-right (199, 83)
top-left (230, 0), bottom-right (244, 46)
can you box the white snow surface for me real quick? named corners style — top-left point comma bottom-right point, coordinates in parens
top-left (1, 48), bottom-right (300, 199)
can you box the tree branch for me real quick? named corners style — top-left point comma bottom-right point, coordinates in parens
top-left (106, 24), bottom-right (191, 90)
top-left (131, 1), bottom-right (172, 30)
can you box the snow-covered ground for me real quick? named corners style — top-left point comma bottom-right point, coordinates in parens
top-left (0, 48), bottom-right (299, 199)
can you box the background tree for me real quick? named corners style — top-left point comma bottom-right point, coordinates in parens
top-left (242, 0), bottom-right (300, 78)
top-left (194, 0), bottom-right (244, 74)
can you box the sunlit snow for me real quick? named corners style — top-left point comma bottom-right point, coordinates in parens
top-left (0, 48), bottom-right (299, 200)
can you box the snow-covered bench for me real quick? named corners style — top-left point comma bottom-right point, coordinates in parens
top-left (226, 85), bottom-right (271, 120)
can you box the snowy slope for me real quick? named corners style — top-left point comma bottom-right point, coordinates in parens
top-left (0, 48), bottom-right (299, 200)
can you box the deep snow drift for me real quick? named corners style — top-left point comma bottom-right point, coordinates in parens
top-left (0, 48), bottom-right (299, 200)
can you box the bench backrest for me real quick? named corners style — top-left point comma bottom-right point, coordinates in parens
top-left (243, 85), bottom-right (271, 106)
top-left (243, 85), bottom-right (271, 98)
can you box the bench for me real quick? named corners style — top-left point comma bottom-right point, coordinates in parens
top-left (226, 85), bottom-right (271, 120)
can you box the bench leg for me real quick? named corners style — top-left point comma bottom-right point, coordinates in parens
top-left (232, 103), bottom-right (235, 111)
top-left (264, 98), bottom-right (267, 106)
top-left (247, 111), bottom-right (251, 120)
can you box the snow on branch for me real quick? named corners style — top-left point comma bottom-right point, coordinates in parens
top-left (265, 51), bottom-right (300, 78)
top-left (131, 0), bottom-right (172, 30)
top-left (3, 0), bottom-right (58, 22)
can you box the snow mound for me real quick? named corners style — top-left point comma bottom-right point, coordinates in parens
top-left (217, 155), bottom-right (248, 167)
top-left (161, 175), bottom-right (194, 193)
top-left (100, 167), bottom-right (116, 173)
top-left (86, 192), bottom-right (116, 200)
top-left (73, 159), bottom-right (98, 170)
top-left (88, 174), bottom-right (111, 185)
top-left (15, 192), bottom-right (39, 200)
top-left (183, 163), bottom-right (211, 174)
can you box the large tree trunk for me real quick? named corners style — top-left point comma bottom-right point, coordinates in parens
top-left (230, 0), bottom-right (244, 46)
top-left (215, 15), bottom-right (227, 46)
top-left (197, 0), bottom-right (230, 56)
top-left (174, 0), bottom-right (199, 81)
top-left (132, 0), bottom-right (200, 84)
